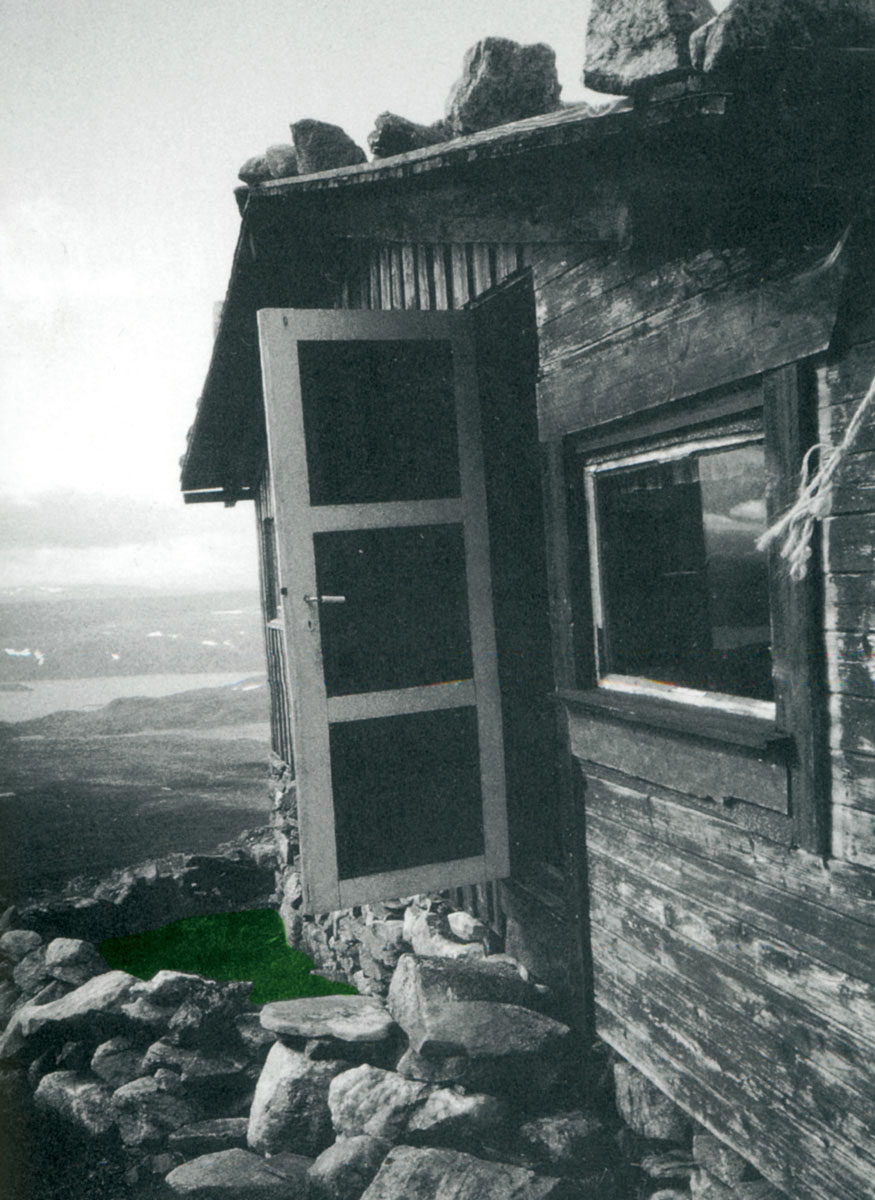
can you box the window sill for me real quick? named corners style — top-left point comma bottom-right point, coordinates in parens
top-left (555, 685), bottom-right (792, 758)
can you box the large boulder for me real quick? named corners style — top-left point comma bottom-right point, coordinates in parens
top-left (291, 120), bottom-right (367, 174)
top-left (689, 1169), bottom-right (738, 1200)
top-left (307, 1135), bottom-right (393, 1200)
top-left (0, 978), bottom-right (19, 1025)
top-left (90, 1036), bottom-right (146, 1087)
top-left (247, 1041), bottom-right (347, 1156)
top-left (445, 38), bottom-right (561, 136)
top-left (328, 1065), bottom-right (428, 1141)
top-left (0, 929), bottom-right (42, 962)
top-left (12, 946), bottom-right (52, 997)
top-left (405, 1086), bottom-right (507, 1146)
top-left (585, 0), bottom-right (716, 94)
top-left (690, 0), bottom-right (875, 73)
top-left (517, 1110), bottom-right (612, 1175)
top-left (367, 114), bottom-right (446, 159)
top-left (359, 1144), bottom-right (579, 1199)
top-left (112, 1069), bottom-right (200, 1146)
top-left (164, 979), bottom-right (252, 1048)
top-left (327, 1063), bottom-right (507, 1147)
top-left (264, 143), bottom-right (298, 179)
top-left (44, 937), bottom-right (108, 986)
top-left (395, 1047), bottom-right (472, 1087)
top-left (387, 954), bottom-right (537, 1047)
top-left (165, 1148), bottom-right (312, 1199)
top-left (238, 155), bottom-right (272, 186)
top-left (0, 971), bottom-right (139, 1061)
top-left (33, 1070), bottom-right (115, 1136)
top-left (692, 1130), bottom-right (753, 1186)
top-left (613, 1060), bottom-right (690, 1142)
top-left (404, 1000), bottom-right (570, 1100)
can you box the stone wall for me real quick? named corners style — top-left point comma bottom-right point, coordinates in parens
top-left (0, 803), bottom-right (785, 1199)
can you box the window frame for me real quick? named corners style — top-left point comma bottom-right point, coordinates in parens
top-left (584, 427), bottom-right (773, 716)
top-left (561, 363), bottom-right (828, 854)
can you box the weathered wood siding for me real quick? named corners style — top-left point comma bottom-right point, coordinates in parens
top-left (532, 241), bottom-right (875, 1200)
top-left (820, 340), bottom-right (875, 874)
top-left (326, 239), bottom-right (524, 313)
top-left (254, 468), bottom-right (294, 770)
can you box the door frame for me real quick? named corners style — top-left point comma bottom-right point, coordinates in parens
top-left (257, 307), bottom-right (509, 911)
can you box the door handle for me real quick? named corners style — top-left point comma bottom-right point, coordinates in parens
top-left (303, 594), bottom-right (346, 604)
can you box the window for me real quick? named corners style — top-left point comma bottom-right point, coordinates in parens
top-left (565, 365), bottom-right (826, 852)
top-left (586, 432), bottom-right (773, 707)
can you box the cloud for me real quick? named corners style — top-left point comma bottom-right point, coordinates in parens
top-left (0, 490), bottom-right (258, 592)
top-left (0, 491), bottom-right (193, 550)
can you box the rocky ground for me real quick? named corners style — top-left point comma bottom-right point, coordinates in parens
top-left (0, 826), bottom-right (779, 1200)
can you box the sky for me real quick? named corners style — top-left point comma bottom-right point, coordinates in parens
top-left (0, 0), bottom-right (720, 595)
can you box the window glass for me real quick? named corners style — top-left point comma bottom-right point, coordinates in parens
top-left (298, 340), bottom-right (460, 505)
top-left (594, 441), bottom-right (773, 700)
top-left (330, 707), bottom-right (484, 880)
top-left (314, 524), bottom-right (473, 696)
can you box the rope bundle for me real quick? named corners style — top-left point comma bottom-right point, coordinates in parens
top-left (757, 369), bottom-right (875, 580)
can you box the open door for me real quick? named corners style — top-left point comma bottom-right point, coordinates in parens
top-left (258, 308), bottom-right (509, 912)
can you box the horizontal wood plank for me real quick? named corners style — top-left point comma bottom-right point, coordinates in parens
top-left (588, 859), bottom-right (875, 1117)
top-left (825, 629), bottom-right (875, 696)
top-left (825, 571), bottom-right (875, 630)
top-left (817, 341), bottom-right (875, 413)
top-left (326, 680), bottom-right (475, 723)
top-left (538, 247), bottom-right (759, 372)
top-left (829, 450), bottom-right (875, 513)
top-left (584, 800), bottom-right (875, 1015)
top-left (829, 694), bottom-right (875, 757)
top-left (593, 951), bottom-right (875, 1200)
top-left (567, 709), bottom-right (788, 812)
top-left (832, 803), bottom-right (875, 871)
top-left (831, 749), bottom-right (875, 812)
top-left (537, 245), bottom-right (845, 439)
top-left (579, 769), bottom-right (875, 925)
top-left (589, 889), bottom-right (875, 1152)
top-left (823, 513), bottom-right (875, 573)
top-left (527, 243), bottom-right (599, 293)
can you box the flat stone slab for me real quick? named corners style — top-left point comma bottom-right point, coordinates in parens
top-left (412, 1000), bottom-right (570, 1061)
top-left (168, 1118), bottom-right (250, 1157)
top-left (359, 1145), bottom-right (578, 1199)
top-left (165, 1148), bottom-right (311, 1198)
top-left (260, 995), bottom-right (396, 1044)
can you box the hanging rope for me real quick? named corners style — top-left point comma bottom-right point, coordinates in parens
top-left (757, 368), bottom-right (875, 580)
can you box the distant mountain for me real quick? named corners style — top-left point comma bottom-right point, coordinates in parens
top-left (0, 678), bottom-right (272, 901)
top-left (1, 675), bottom-right (269, 738)
top-left (0, 589), bottom-right (264, 682)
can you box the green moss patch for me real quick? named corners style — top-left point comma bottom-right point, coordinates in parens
top-left (100, 908), bottom-right (356, 1004)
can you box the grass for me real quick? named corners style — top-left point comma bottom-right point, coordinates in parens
top-left (100, 907), bottom-right (356, 1004)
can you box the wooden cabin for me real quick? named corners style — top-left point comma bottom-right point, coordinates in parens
top-left (181, 58), bottom-right (875, 1200)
